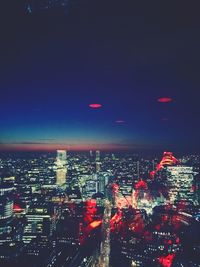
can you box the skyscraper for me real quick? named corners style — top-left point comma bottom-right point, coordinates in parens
top-left (56, 150), bottom-right (67, 186)
top-left (95, 150), bottom-right (101, 173)
top-left (166, 166), bottom-right (198, 204)
top-left (95, 150), bottom-right (100, 162)
top-left (0, 181), bottom-right (14, 244)
top-left (0, 184), bottom-right (14, 221)
top-left (96, 161), bottom-right (101, 173)
top-left (23, 204), bottom-right (53, 244)
top-left (194, 174), bottom-right (200, 205)
top-left (57, 150), bottom-right (67, 162)
top-left (98, 174), bottom-right (106, 194)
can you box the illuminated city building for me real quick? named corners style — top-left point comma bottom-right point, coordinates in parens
top-left (84, 175), bottom-right (98, 198)
top-left (194, 174), bottom-right (200, 205)
top-left (95, 150), bottom-right (101, 174)
top-left (0, 181), bottom-right (24, 246)
top-left (56, 150), bottom-right (67, 186)
top-left (150, 152), bottom-right (179, 178)
top-left (56, 168), bottom-right (67, 187)
top-left (0, 182), bottom-right (14, 240)
top-left (133, 161), bottom-right (140, 179)
top-left (23, 204), bottom-right (53, 243)
top-left (96, 161), bottom-right (101, 173)
top-left (0, 185), bottom-right (14, 221)
top-left (166, 166), bottom-right (198, 204)
top-left (98, 174), bottom-right (105, 194)
top-left (95, 150), bottom-right (100, 162)
top-left (57, 150), bottom-right (67, 162)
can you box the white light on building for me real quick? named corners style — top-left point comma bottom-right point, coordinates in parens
top-left (166, 166), bottom-right (197, 203)
top-left (56, 150), bottom-right (67, 186)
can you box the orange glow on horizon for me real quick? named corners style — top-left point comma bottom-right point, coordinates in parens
top-left (0, 142), bottom-right (140, 152)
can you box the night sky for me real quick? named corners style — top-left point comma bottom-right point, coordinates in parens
top-left (1, 1), bottom-right (200, 153)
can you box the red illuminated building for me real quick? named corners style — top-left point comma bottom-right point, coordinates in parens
top-left (150, 152), bottom-right (179, 178)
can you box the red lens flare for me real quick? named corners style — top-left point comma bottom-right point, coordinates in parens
top-left (158, 97), bottom-right (173, 103)
top-left (115, 120), bottom-right (125, 123)
top-left (89, 103), bottom-right (102, 108)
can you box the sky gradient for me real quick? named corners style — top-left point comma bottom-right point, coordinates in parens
top-left (1, 1), bottom-right (200, 153)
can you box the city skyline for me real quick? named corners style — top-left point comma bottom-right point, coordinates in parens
top-left (1, 2), bottom-right (200, 266)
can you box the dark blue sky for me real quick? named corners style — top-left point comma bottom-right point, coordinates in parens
top-left (1, 1), bottom-right (200, 152)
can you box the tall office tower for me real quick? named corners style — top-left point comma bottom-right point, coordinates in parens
top-left (90, 150), bottom-right (93, 157)
top-left (98, 174), bottom-right (106, 194)
top-left (0, 184), bottom-right (14, 221)
top-left (137, 161), bottom-right (140, 178)
top-left (194, 174), bottom-right (200, 204)
top-left (95, 150), bottom-right (101, 173)
top-left (23, 204), bottom-right (53, 244)
top-left (95, 150), bottom-right (100, 162)
top-left (166, 166), bottom-right (198, 204)
top-left (133, 161), bottom-right (140, 179)
top-left (0, 182), bottom-right (14, 243)
top-left (57, 150), bottom-right (67, 162)
top-left (85, 177), bottom-right (98, 198)
top-left (56, 150), bottom-right (67, 186)
top-left (96, 161), bottom-right (101, 173)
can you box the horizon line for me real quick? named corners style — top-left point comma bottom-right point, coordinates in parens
top-left (0, 142), bottom-right (163, 152)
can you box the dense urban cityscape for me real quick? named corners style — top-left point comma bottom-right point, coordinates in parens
top-left (2, 0), bottom-right (200, 266)
top-left (0, 150), bottom-right (200, 267)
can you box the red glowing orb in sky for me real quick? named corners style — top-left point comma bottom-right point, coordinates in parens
top-left (158, 97), bottom-right (173, 103)
top-left (115, 120), bottom-right (125, 123)
top-left (89, 103), bottom-right (102, 108)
